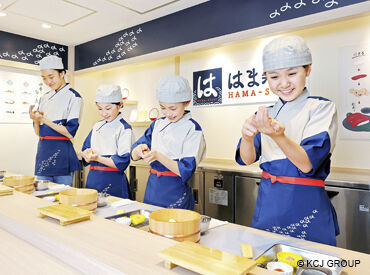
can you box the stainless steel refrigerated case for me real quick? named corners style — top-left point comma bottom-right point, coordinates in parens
top-left (204, 170), bottom-right (234, 222)
top-left (234, 175), bottom-right (260, 227)
top-left (325, 181), bottom-right (370, 254)
top-left (233, 173), bottom-right (370, 254)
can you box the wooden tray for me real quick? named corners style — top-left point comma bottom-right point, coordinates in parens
top-left (38, 204), bottom-right (93, 226)
top-left (0, 185), bottom-right (14, 196)
top-left (159, 241), bottom-right (257, 275)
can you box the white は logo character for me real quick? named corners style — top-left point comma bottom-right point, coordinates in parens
top-left (197, 73), bottom-right (218, 98)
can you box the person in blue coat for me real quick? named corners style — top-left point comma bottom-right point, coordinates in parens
top-left (80, 84), bottom-right (132, 198)
top-left (29, 56), bottom-right (83, 186)
top-left (131, 75), bottom-right (206, 209)
top-left (235, 36), bottom-right (339, 246)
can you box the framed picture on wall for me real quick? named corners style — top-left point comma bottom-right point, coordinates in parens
top-left (0, 66), bottom-right (47, 124)
top-left (338, 44), bottom-right (370, 139)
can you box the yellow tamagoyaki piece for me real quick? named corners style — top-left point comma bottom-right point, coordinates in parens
top-left (240, 243), bottom-right (253, 259)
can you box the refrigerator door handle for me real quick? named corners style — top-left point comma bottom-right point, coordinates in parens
top-left (193, 189), bottom-right (199, 204)
top-left (132, 178), bottom-right (138, 192)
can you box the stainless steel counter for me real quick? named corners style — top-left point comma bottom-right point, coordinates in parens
top-left (129, 159), bottom-right (370, 253)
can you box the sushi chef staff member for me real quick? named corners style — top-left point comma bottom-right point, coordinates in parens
top-left (131, 75), bottom-right (206, 209)
top-left (29, 56), bottom-right (83, 186)
top-left (80, 84), bottom-right (132, 198)
top-left (235, 36), bottom-right (339, 245)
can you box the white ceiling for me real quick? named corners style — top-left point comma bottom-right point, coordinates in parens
top-left (0, 0), bottom-right (209, 46)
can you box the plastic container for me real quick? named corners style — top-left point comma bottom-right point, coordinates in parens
top-left (0, 170), bottom-right (6, 179)
top-left (43, 196), bottom-right (56, 202)
top-left (97, 193), bottom-right (110, 207)
top-left (277, 251), bottom-right (303, 268)
top-left (35, 180), bottom-right (49, 191)
top-left (200, 215), bottom-right (211, 233)
top-left (266, 262), bottom-right (293, 275)
top-left (116, 216), bottom-right (131, 225)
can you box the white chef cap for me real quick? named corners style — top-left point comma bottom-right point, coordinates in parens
top-left (39, 56), bottom-right (64, 70)
top-left (157, 75), bottom-right (191, 103)
top-left (95, 84), bottom-right (122, 103)
top-left (263, 35), bottom-right (312, 72)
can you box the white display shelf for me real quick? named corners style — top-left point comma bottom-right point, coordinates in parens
top-left (123, 100), bottom-right (138, 105)
top-left (130, 121), bottom-right (152, 127)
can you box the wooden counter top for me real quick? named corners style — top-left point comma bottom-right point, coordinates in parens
top-left (0, 191), bottom-right (369, 274)
top-left (0, 227), bottom-right (78, 274)
top-left (0, 192), bottom-right (184, 274)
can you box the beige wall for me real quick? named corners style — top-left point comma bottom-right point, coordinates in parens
top-left (0, 66), bottom-right (39, 175)
top-left (74, 57), bottom-right (176, 149)
top-left (180, 16), bottom-right (370, 169)
top-left (0, 124), bottom-right (38, 175)
top-left (2, 15), bottom-right (369, 176)
top-left (76, 15), bottom-right (370, 169)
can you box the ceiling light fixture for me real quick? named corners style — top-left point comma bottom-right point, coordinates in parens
top-left (42, 23), bottom-right (51, 29)
top-left (0, 12), bottom-right (7, 17)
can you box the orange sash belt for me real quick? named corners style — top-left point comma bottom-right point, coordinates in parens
top-left (150, 168), bottom-right (178, 177)
top-left (39, 136), bottom-right (70, 140)
top-left (262, 171), bottom-right (325, 187)
top-left (90, 166), bottom-right (119, 172)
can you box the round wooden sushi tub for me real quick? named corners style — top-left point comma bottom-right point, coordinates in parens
top-left (149, 209), bottom-right (201, 242)
top-left (3, 176), bottom-right (35, 194)
top-left (59, 188), bottom-right (98, 212)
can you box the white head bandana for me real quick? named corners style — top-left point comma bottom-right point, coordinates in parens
top-left (263, 35), bottom-right (312, 72)
top-left (157, 75), bottom-right (191, 103)
top-left (39, 56), bottom-right (64, 70)
top-left (95, 84), bottom-right (122, 103)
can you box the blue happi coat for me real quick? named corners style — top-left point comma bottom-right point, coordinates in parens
top-left (132, 111), bottom-right (206, 209)
top-left (82, 114), bottom-right (132, 198)
top-left (235, 89), bottom-right (339, 246)
top-left (35, 84), bottom-right (82, 176)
